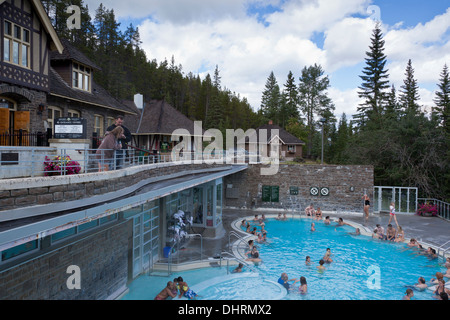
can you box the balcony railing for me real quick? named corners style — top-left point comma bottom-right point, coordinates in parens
top-left (0, 130), bottom-right (51, 147)
top-left (0, 147), bottom-right (244, 179)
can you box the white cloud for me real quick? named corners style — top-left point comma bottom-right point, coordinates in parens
top-left (84, 0), bottom-right (450, 118)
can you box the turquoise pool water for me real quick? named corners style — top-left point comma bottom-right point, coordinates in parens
top-left (122, 217), bottom-right (446, 300)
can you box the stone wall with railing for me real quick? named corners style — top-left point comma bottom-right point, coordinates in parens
top-left (0, 162), bottom-right (227, 215)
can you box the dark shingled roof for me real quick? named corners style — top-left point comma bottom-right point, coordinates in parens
top-left (124, 99), bottom-right (203, 135)
top-left (248, 123), bottom-right (305, 145)
top-left (49, 67), bottom-right (136, 115)
top-left (49, 38), bottom-right (101, 70)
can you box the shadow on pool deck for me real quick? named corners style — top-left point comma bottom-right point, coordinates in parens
top-left (162, 208), bottom-right (450, 266)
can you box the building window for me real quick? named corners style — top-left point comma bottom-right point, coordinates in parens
top-left (107, 116), bottom-right (115, 128)
top-left (287, 145), bottom-right (296, 153)
top-left (3, 20), bottom-right (30, 68)
top-left (68, 109), bottom-right (80, 118)
top-left (48, 107), bottom-right (62, 132)
top-left (72, 63), bottom-right (91, 92)
top-left (1, 240), bottom-right (38, 262)
top-left (94, 114), bottom-right (104, 136)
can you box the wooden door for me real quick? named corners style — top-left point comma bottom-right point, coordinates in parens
top-left (14, 111), bottom-right (30, 146)
top-left (0, 108), bottom-right (10, 145)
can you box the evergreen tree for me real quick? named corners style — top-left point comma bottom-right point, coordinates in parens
top-left (433, 64), bottom-right (450, 200)
top-left (331, 113), bottom-right (350, 164)
top-left (434, 64), bottom-right (450, 133)
top-left (298, 64), bottom-right (334, 158)
top-left (280, 71), bottom-right (299, 127)
top-left (357, 23), bottom-right (390, 128)
top-left (260, 71), bottom-right (281, 124)
top-left (399, 59), bottom-right (421, 115)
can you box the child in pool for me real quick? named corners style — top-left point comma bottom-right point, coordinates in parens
top-left (323, 248), bottom-right (333, 263)
top-left (317, 259), bottom-right (326, 272)
top-left (176, 276), bottom-right (198, 300)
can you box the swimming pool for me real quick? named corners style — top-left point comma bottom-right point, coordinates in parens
top-left (122, 217), bottom-right (447, 300)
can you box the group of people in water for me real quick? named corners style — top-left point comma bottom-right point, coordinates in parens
top-left (239, 206), bottom-right (449, 300)
top-left (403, 259), bottom-right (450, 300)
top-left (154, 276), bottom-right (199, 300)
top-left (238, 212), bottom-right (349, 295)
top-left (154, 196), bottom-right (448, 300)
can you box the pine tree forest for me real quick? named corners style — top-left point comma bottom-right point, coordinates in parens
top-left (44, 2), bottom-right (449, 201)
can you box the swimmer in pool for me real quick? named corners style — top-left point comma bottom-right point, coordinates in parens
top-left (402, 288), bottom-right (414, 300)
top-left (311, 222), bottom-right (316, 232)
top-left (323, 248), bottom-right (333, 263)
top-left (317, 259), bottom-right (326, 272)
top-left (176, 276), bottom-right (198, 300)
top-left (305, 256), bottom-right (312, 266)
top-left (298, 276), bottom-right (308, 294)
top-left (154, 281), bottom-right (177, 300)
top-left (324, 216), bottom-right (331, 225)
top-left (414, 277), bottom-right (428, 290)
top-left (278, 273), bottom-right (298, 291)
top-left (232, 263), bottom-right (244, 273)
top-left (245, 246), bottom-right (262, 263)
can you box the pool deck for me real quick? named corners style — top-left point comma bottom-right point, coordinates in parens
top-left (167, 208), bottom-right (450, 269)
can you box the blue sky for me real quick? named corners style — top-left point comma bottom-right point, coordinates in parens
top-left (85, 0), bottom-right (450, 118)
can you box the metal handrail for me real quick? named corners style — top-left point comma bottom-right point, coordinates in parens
top-left (219, 251), bottom-right (258, 274)
top-left (228, 230), bottom-right (251, 252)
top-left (436, 240), bottom-right (450, 258)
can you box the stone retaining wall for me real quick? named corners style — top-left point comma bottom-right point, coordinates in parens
top-left (224, 164), bottom-right (374, 213)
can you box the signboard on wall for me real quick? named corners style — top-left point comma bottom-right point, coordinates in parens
top-left (262, 185), bottom-right (279, 203)
top-left (54, 118), bottom-right (87, 139)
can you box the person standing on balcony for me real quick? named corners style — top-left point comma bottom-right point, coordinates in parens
top-left (106, 115), bottom-right (132, 169)
top-left (96, 126), bottom-right (124, 172)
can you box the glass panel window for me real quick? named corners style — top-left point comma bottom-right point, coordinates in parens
top-left (51, 227), bottom-right (76, 242)
top-left (94, 114), bottom-right (104, 136)
top-left (3, 38), bottom-right (10, 61)
top-left (3, 21), bottom-right (30, 68)
top-left (72, 63), bottom-right (91, 92)
top-left (13, 41), bottom-right (19, 64)
top-left (1, 240), bottom-right (38, 261)
top-left (4, 21), bottom-right (11, 36)
top-left (21, 44), bottom-right (28, 66)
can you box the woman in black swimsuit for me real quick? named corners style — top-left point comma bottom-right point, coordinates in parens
top-left (363, 194), bottom-right (370, 220)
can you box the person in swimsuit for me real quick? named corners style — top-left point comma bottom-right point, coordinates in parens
top-left (388, 201), bottom-right (399, 227)
top-left (315, 207), bottom-right (323, 220)
top-left (232, 263), bottom-right (244, 273)
top-left (386, 224), bottom-right (397, 241)
top-left (433, 279), bottom-right (450, 299)
top-left (278, 273), bottom-right (298, 291)
top-left (245, 246), bottom-right (262, 263)
top-left (402, 288), bottom-right (414, 300)
top-left (395, 226), bottom-right (405, 242)
top-left (323, 248), bottom-right (333, 263)
top-left (317, 259), bottom-right (326, 272)
top-left (305, 204), bottom-right (315, 217)
top-left (362, 194), bottom-right (370, 220)
top-left (298, 276), bottom-right (308, 294)
top-left (154, 281), bottom-right (178, 300)
top-left (176, 276), bottom-right (198, 300)
top-left (414, 277), bottom-right (428, 290)
top-left (324, 216), bottom-right (331, 225)
top-left (305, 256), bottom-right (312, 266)
top-left (311, 222), bottom-right (316, 232)
top-left (444, 260), bottom-right (450, 278)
